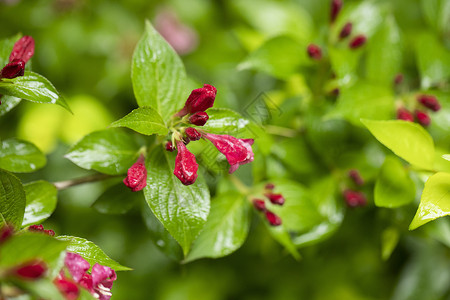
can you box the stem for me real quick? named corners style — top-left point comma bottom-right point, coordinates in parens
top-left (52, 173), bottom-right (119, 190)
top-left (229, 175), bottom-right (250, 194)
top-left (265, 125), bottom-right (298, 138)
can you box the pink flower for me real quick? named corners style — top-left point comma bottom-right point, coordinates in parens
top-left (123, 154), bottom-right (147, 192)
top-left (54, 273), bottom-right (80, 300)
top-left (175, 84), bottom-right (217, 117)
top-left (203, 133), bottom-right (254, 174)
top-left (9, 36), bottom-right (35, 63)
top-left (174, 140), bottom-right (198, 185)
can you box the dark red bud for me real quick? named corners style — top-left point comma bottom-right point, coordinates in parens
top-left (265, 183), bottom-right (275, 190)
top-left (415, 110), bottom-right (431, 126)
top-left (13, 261), bottom-right (47, 280)
top-left (123, 154), bottom-right (147, 192)
top-left (176, 84), bottom-right (217, 117)
top-left (0, 224), bottom-right (14, 244)
top-left (253, 199), bottom-right (266, 212)
top-left (189, 111), bottom-right (209, 126)
top-left (165, 141), bottom-right (175, 152)
top-left (330, 0), bottom-right (343, 23)
top-left (265, 193), bottom-right (285, 206)
top-left (348, 169), bottom-right (364, 186)
top-left (174, 140), bottom-right (198, 185)
top-left (417, 94), bottom-right (441, 112)
top-left (343, 189), bottom-right (367, 207)
top-left (339, 22), bottom-right (352, 39)
top-left (29, 224), bottom-right (55, 236)
top-left (394, 73), bottom-right (404, 85)
top-left (307, 44), bottom-right (322, 60)
top-left (349, 35), bottom-right (366, 49)
top-left (44, 229), bottom-right (55, 236)
top-left (331, 88), bottom-right (340, 96)
top-left (1, 59), bottom-right (25, 79)
top-left (265, 211), bottom-right (282, 226)
top-left (10, 36), bottom-right (35, 63)
top-left (397, 108), bottom-right (414, 122)
top-left (185, 127), bottom-right (201, 141)
top-left (54, 274), bottom-right (80, 300)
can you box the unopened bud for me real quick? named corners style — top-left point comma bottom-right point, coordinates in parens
top-left (0, 224), bottom-right (14, 244)
top-left (397, 108), bottom-right (414, 122)
top-left (189, 111), bottom-right (209, 126)
top-left (330, 0), bottom-right (343, 23)
top-left (165, 141), bottom-right (174, 152)
top-left (123, 154), bottom-right (147, 192)
top-left (265, 193), bottom-right (285, 206)
top-left (9, 36), bottom-right (35, 63)
top-left (174, 140), bottom-right (198, 185)
top-left (185, 127), bottom-right (201, 141)
top-left (252, 199), bottom-right (266, 212)
top-left (307, 44), bottom-right (322, 60)
top-left (417, 94), bottom-right (441, 112)
top-left (1, 59), bottom-right (25, 79)
top-left (176, 84), bottom-right (217, 117)
top-left (265, 211), bottom-right (282, 226)
top-left (415, 110), bottom-right (431, 126)
top-left (13, 261), bottom-right (47, 280)
top-left (348, 169), bottom-right (364, 186)
top-left (339, 22), bottom-right (352, 39)
top-left (349, 35), bottom-right (366, 49)
top-left (265, 183), bottom-right (275, 190)
top-left (343, 189), bottom-right (367, 207)
top-left (29, 224), bottom-right (55, 236)
top-left (394, 73), bottom-right (404, 85)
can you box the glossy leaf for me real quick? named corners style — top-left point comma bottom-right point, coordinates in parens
top-left (131, 21), bottom-right (187, 120)
top-left (0, 233), bottom-right (67, 268)
top-left (22, 181), bottom-right (57, 226)
top-left (201, 108), bottom-right (256, 138)
top-left (410, 172), bottom-right (450, 230)
top-left (0, 169), bottom-right (26, 228)
top-left (143, 146), bottom-right (210, 256)
top-left (186, 191), bottom-right (251, 262)
top-left (265, 223), bottom-right (300, 260)
top-left (110, 107), bottom-right (167, 136)
top-left (65, 128), bottom-right (140, 175)
top-left (374, 156), bottom-right (415, 208)
top-left (362, 119), bottom-right (435, 170)
top-left (57, 235), bottom-right (132, 271)
top-left (0, 71), bottom-right (71, 112)
top-left (92, 182), bottom-right (142, 215)
top-left (0, 95), bottom-right (21, 116)
top-left (0, 138), bottom-right (46, 173)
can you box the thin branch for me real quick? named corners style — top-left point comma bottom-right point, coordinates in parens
top-left (52, 173), bottom-right (119, 190)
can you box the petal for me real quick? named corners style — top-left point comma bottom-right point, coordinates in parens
top-left (65, 252), bottom-right (90, 283)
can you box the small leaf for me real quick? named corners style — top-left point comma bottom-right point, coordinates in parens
top-left (110, 107), bottom-right (167, 136)
top-left (0, 138), bottom-right (46, 173)
top-left (0, 233), bottom-right (67, 268)
top-left (65, 128), bottom-right (140, 175)
top-left (0, 71), bottom-right (71, 112)
top-left (22, 181), bottom-right (57, 227)
top-left (0, 95), bottom-right (21, 116)
top-left (92, 183), bottom-right (142, 215)
top-left (0, 169), bottom-right (26, 228)
top-left (57, 236), bottom-right (131, 271)
top-left (361, 119), bottom-right (435, 170)
top-left (381, 227), bottom-right (399, 261)
top-left (143, 146), bottom-right (210, 256)
top-left (131, 21), bottom-right (187, 120)
top-left (186, 191), bottom-right (251, 262)
top-left (374, 156), bottom-right (415, 208)
top-left (410, 172), bottom-right (450, 230)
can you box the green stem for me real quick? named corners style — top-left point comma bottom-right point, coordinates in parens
top-left (265, 125), bottom-right (298, 137)
top-left (229, 175), bottom-right (250, 195)
top-left (52, 173), bottom-right (120, 190)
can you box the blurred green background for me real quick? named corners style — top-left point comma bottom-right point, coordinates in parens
top-left (1, 0), bottom-right (450, 299)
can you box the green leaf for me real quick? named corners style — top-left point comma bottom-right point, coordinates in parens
top-left (265, 223), bottom-right (301, 260)
top-left (410, 172), bottom-right (450, 230)
top-left (110, 107), bottom-right (167, 136)
top-left (0, 71), bottom-right (71, 112)
top-left (443, 154), bottom-right (450, 162)
top-left (365, 16), bottom-right (402, 86)
top-left (201, 108), bottom-right (255, 138)
top-left (361, 119), bottom-right (435, 170)
top-left (65, 128), bottom-right (140, 175)
top-left (17, 279), bottom-right (67, 300)
top-left (186, 191), bottom-right (251, 262)
top-left (328, 82), bottom-right (394, 126)
top-left (57, 236), bottom-right (132, 271)
top-left (92, 183), bottom-right (142, 215)
top-left (0, 169), bottom-right (26, 228)
top-left (0, 138), bottom-right (46, 173)
top-left (328, 46), bottom-right (362, 80)
top-left (131, 21), bottom-right (187, 121)
top-left (0, 95), bottom-right (21, 116)
top-left (238, 36), bottom-right (307, 79)
top-left (22, 181), bottom-right (57, 227)
top-left (381, 227), bottom-right (399, 261)
top-left (374, 156), bottom-right (415, 208)
top-left (0, 233), bottom-right (67, 268)
top-left (143, 145), bottom-right (210, 256)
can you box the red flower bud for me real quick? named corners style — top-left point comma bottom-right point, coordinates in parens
top-left (349, 35), bottom-right (366, 49)
top-left (123, 154), bottom-right (147, 192)
top-left (417, 94), bottom-right (441, 112)
top-left (265, 211), bottom-right (282, 226)
top-left (0, 224), bottom-right (14, 244)
top-left (185, 127), bottom-right (201, 141)
top-left (265, 193), bottom-right (285, 206)
top-left (189, 111), bottom-right (209, 126)
top-left (307, 44), bottom-right (322, 60)
top-left (165, 141), bottom-right (174, 152)
top-left (265, 183), bottom-right (275, 190)
top-left (397, 108), bottom-right (414, 122)
top-left (174, 140), bottom-right (198, 185)
top-left (330, 0), bottom-right (343, 23)
top-left (29, 224), bottom-right (55, 236)
top-left (415, 110), bottom-right (431, 126)
top-left (394, 73), bottom-right (404, 85)
top-left (348, 169), bottom-right (364, 186)
top-left (343, 189), bottom-right (367, 207)
top-left (1, 59), bottom-right (25, 79)
top-left (13, 261), bottom-right (47, 280)
top-left (176, 84), bottom-right (217, 117)
top-left (253, 199), bottom-right (266, 212)
top-left (339, 22), bottom-right (352, 39)
top-left (9, 36), bottom-right (35, 63)
top-left (54, 273), bottom-right (80, 300)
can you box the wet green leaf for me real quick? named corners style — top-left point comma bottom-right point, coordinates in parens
top-left (110, 107), bottom-right (167, 136)
top-left (0, 169), bottom-right (25, 228)
top-left (0, 95), bottom-right (21, 116)
top-left (22, 181), bottom-right (57, 227)
top-left (92, 183), bottom-right (142, 215)
top-left (0, 138), bottom-right (46, 173)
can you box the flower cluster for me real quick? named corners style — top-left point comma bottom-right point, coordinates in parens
top-left (166, 84), bottom-right (254, 185)
top-left (0, 36), bottom-right (34, 80)
top-left (252, 183), bottom-right (285, 226)
top-left (396, 94), bottom-right (441, 127)
top-left (342, 169), bottom-right (367, 207)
